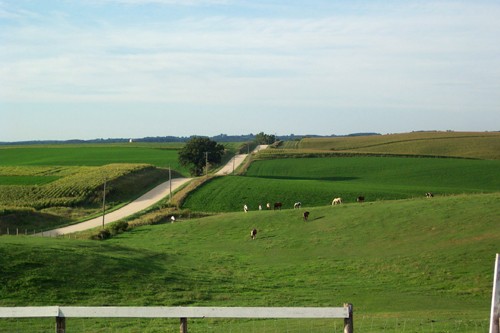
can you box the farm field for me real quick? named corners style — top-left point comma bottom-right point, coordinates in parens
top-left (0, 143), bottom-right (185, 168)
top-left (183, 156), bottom-right (500, 212)
top-left (0, 144), bottom-right (187, 231)
top-left (0, 193), bottom-right (498, 331)
top-left (298, 131), bottom-right (500, 160)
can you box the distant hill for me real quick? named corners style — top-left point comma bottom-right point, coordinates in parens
top-left (0, 133), bottom-right (381, 145)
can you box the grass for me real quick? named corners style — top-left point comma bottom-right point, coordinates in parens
top-left (0, 164), bottom-right (179, 231)
top-left (298, 131), bottom-right (500, 160)
top-left (0, 193), bottom-right (498, 331)
top-left (0, 144), bottom-right (187, 170)
top-left (183, 156), bottom-right (500, 212)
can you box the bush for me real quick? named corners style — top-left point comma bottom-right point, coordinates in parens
top-left (97, 229), bottom-right (111, 240)
top-left (110, 221), bottom-right (128, 235)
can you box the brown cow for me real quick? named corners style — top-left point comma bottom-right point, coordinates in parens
top-left (274, 202), bottom-right (282, 210)
top-left (357, 196), bottom-right (365, 203)
top-left (303, 211), bottom-right (310, 221)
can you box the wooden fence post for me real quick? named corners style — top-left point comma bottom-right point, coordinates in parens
top-left (56, 316), bottom-right (65, 333)
top-left (343, 303), bottom-right (353, 333)
top-left (180, 317), bottom-right (188, 333)
top-left (490, 253), bottom-right (499, 333)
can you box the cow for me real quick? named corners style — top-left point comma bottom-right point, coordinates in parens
top-left (303, 211), bottom-right (310, 221)
top-left (425, 192), bottom-right (434, 198)
top-left (243, 204), bottom-right (248, 212)
top-left (274, 202), bottom-right (282, 210)
top-left (250, 228), bottom-right (257, 240)
top-left (357, 196), bottom-right (365, 203)
top-left (266, 203), bottom-right (271, 210)
top-left (294, 202), bottom-right (302, 209)
top-left (332, 197), bottom-right (342, 205)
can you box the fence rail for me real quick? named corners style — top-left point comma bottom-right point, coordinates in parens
top-left (0, 305), bottom-right (353, 333)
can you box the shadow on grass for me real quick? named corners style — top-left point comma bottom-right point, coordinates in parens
top-left (248, 175), bottom-right (359, 181)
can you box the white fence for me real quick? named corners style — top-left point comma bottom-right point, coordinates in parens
top-left (0, 305), bottom-right (353, 333)
top-left (490, 254), bottom-right (500, 333)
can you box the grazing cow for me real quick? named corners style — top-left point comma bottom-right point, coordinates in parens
top-left (244, 204), bottom-right (248, 212)
top-left (274, 202), bottom-right (282, 210)
top-left (303, 211), bottom-right (310, 221)
top-left (294, 202), bottom-right (302, 209)
top-left (425, 192), bottom-right (434, 198)
top-left (332, 197), bottom-right (342, 205)
top-left (266, 203), bottom-right (271, 210)
top-left (258, 204), bottom-right (262, 210)
top-left (250, 228), bottom-right (257, 240)
top-left (357, 196), bottom-right (365, 203)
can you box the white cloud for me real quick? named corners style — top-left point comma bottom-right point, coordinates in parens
top-left (1, 1), bottom-right (500, 115)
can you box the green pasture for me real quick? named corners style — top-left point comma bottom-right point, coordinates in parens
top-left (0, 144), bottom-right (187, 170)
top-left (183, 156), bottom-right (500, 212)
top-left (0, 193), bottom-right (498, 332)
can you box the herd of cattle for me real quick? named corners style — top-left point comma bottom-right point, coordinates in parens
top-left (247, 192), bottom-right (434, 239)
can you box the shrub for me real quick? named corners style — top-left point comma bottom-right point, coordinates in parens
top-left (110, 221), bottom-right (128, 235)
top-left (96, 229), bottom-right (111, 240)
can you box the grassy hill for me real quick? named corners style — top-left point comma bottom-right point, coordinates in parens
top-left (183, 156), bottom-right (500, 212)
top-left (261, 131), bottom-right (500, 160)
top-left (0, 193), bottom-right (498, 331)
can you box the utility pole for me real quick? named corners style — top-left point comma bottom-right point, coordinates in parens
top-left (169, 166), bottom-right (172, 200)
top-left (102, 178), bottom-right (106, 229)
top-left (205, 152), bottom-right (208, 177)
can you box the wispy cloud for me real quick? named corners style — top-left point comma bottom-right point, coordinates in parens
top-left (1, 1), bottom-right (500, 112)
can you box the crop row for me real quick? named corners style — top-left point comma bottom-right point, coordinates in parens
top-left (0, 164), bottom-right (153, 209)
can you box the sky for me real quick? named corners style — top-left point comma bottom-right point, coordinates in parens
top-left (1, 0), bottom-right (499, 141)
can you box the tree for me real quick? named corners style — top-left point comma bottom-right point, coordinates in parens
top-left (255, 132), bottom-right (276, 144)
top-left (178, 136), bottom-right (225, 176)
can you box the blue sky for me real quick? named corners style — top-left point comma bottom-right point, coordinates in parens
top-left (1, 0), bottom-right (499, 141)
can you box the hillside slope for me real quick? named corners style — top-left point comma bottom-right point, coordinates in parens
top-left (295, 131), bottom-right (500, 160)
top-left (1, 193), bottom-right (498, 319)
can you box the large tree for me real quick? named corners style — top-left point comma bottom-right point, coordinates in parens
top-left (255, 132), bottom-right (276, 144)
top-left (178, 136), bottom-right (225, 176)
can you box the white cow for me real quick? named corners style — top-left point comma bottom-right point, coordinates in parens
top-left (332, 197), bottom-right (342, 205)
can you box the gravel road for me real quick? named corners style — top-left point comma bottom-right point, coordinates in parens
top-left (40, 145), bottom-right (267, 236)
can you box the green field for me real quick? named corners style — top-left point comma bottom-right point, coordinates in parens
top-left (0, 133), bottom-right (499, 332)
top-left (1, 193), bottom-right (498, 331)
top-left (0, 144), bottom-right (186, 229)
top-left (183, 156), bottom-right (500, 212)
top-left (0, 144), bottom-right (186, 169)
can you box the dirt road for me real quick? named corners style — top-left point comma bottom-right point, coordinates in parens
top-left (41, 145), bottom-right (267, 236)
top-left (40, 177), bottom-right (191, 236)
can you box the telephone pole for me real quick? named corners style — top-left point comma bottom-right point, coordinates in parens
top-left (102, 178), bottom-right (107, 229)
top-left (205, 152), bottom-right (208, 177)
top-left (169, 166), bottom-right (172, 200)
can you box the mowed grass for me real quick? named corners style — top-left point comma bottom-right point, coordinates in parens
top-left (183, 157), bottom-right (500, 212)
top-left (0, 193), bottom-right (498, 331)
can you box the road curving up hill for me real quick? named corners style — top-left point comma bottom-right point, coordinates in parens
top-left (40, 145), bottom-right (267, 236)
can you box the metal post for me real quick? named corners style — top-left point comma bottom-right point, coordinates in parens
top-left (102, 178), bottom-right (106, 228)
